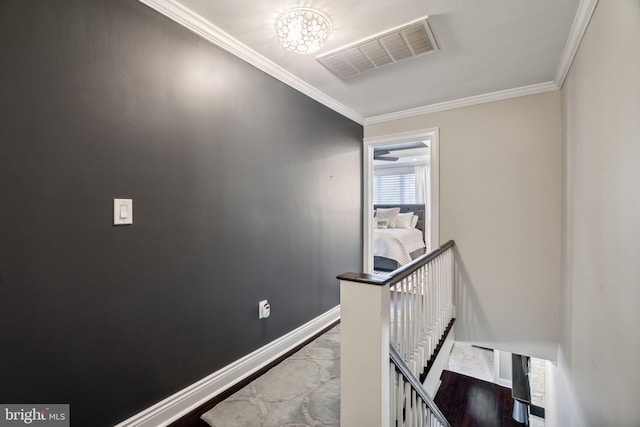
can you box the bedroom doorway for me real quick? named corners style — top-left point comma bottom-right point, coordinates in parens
top-left (362, 128), bottom-right (439, 274)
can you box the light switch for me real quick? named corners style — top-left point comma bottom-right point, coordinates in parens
top-left (114, 199), bottom-right (133, 225)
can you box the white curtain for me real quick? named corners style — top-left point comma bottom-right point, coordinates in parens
top-left (415, 165), bottom-right (430, 249)
top-left (414, 166), bottom-right (429, 204)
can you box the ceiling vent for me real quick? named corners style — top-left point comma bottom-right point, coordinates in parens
top-left (317, 17), bottom-right (438, 79)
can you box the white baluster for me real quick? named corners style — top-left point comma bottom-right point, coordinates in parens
top-left (389, 363), bottom-right (395, 426)
top-left (396, 371), bottom-right (403, 425)
top-left (411, 389), bottom-right (417, 426)
top-left (393, 284), bottom-right (398, 350)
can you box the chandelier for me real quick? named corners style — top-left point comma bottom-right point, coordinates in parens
top-left (275, 8), bottom-right (332, 55)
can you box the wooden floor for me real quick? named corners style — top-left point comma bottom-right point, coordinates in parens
top-left (435, 370), bottom-right (525, 427)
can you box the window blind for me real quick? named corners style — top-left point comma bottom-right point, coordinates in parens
top-left (373, 173), bottom-right (416, 204)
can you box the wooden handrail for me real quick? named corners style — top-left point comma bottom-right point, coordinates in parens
top-left (337, 239), bottom-right (455, 286)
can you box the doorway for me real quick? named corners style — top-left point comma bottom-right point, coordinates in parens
top-left (363, 128), bottom-right (440, 274)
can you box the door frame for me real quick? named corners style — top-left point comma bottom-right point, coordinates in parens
top-left (362, 128), bottom-right (440, 273)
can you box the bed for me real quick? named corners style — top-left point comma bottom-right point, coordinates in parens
top-left (373, 204), bottom-right (427, 272)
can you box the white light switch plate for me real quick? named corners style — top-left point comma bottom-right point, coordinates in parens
top-left (114, 199), bottom-right (133, 225)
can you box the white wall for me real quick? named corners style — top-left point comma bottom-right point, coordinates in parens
top-left (547, 1), bottom-right (640, 426)
top-left (365, 91), bottom-right (563, 361)
top-left (494, 349), bottom-right (512, 388)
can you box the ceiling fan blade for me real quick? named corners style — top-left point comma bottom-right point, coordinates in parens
top-left (387, 141), bottom-right (428, 151)
top-left (374, 141), bottom-right (428, 157)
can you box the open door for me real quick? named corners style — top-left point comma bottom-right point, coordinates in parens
top-left (363, 128), bottom-right (439, 274)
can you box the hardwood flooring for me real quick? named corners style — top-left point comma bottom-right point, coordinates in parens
top-left (435, 370), bottom-right (525, 427)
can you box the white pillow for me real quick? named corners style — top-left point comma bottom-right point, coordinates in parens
top-left (396, 212), bottom-right (414, 229)
top-left (375, 207), bottom-right (401, 228)
top-left (411, 215), bottom-right (419, 229)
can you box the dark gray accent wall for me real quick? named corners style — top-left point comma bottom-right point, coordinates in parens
top-left (0, 1), bottom-right (362, 425)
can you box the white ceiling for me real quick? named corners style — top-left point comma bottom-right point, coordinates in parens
top-left (141, 0), bottom-right (586, 123)
top-left (374, 147), bottom-right (430, 168)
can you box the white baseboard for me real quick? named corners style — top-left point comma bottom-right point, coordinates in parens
top-left (431, 379), bottom-right (443, 397)
top-left (423, 325), bottom-right (455, 397)
top-left (498, 378), bottom-right (513, 388)
top-left (114, 306), bottom-right (340, 427)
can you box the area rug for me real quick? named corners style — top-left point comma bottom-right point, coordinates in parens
top-left (201, 325), bottom-right (340, 427)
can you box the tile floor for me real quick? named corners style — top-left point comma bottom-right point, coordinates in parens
top-left (201, 326), bottom-right (340, 426)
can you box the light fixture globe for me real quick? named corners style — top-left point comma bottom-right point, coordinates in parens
top-left (275, 8), bottom-right (332, 55)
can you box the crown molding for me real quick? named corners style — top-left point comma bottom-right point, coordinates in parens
top-left (364, 81), bottom-right (559, 125)
top-left (138, 0), bottom-right (595, 129)
top-left (554, 0), bottom-right (598, 88)
top-left (138, 0), bottom-right (364, 125)
top-left (364, 0), bottom-right (597, 126)
top-left (363, 127), bottom-right (438, 146)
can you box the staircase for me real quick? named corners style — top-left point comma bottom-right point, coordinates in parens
top-left (338, 240), bottom-right (455, 426)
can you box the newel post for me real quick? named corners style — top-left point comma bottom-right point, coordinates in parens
top-left (339, 273), bottom-right (391, 427)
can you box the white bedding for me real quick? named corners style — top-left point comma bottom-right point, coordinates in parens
top-left (373, 228), bottom-right (426, 266)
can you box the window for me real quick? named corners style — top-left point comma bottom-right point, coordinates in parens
top-left (373, 173), bottom-right (416, 204)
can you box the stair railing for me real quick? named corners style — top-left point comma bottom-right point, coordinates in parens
top-left (389, 344), bottom-right (451, 427)
top-left (338, 240), bottom-right (455, 427)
